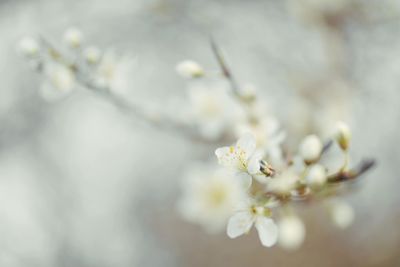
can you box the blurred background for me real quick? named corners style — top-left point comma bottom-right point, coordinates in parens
top-left (0, 0), bottom-right (400, 266)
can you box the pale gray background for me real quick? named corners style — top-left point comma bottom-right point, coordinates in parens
top-left (0, 0), bottom-right (399, 266)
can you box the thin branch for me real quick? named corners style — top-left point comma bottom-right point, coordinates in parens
top-left (210, 38), bottom-right (242, 98)
top-left (263, 158), bottom-right (376, 204)
top-left (321, 139), bottom-right (333, 155)
top-left (327, 158), bottom-right (376, 183)
top-left (37, 36), bottom-right (220, 145)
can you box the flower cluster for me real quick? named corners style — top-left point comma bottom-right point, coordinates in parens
top-left (18, 28), bottom-right (375, 251)
top-left (180, 120), bottom-right (371, 249)
top-left (18, 28), bottom-right (135, 101)
top-left (174, 46), bottom-right (374, 249)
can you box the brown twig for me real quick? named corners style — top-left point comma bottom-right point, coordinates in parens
top-left (37, 36), bottom-right (222, 145)
top-left (210, 38), bottom-right (242, 98)
top-left (327, 158), bottom-right (376, 183)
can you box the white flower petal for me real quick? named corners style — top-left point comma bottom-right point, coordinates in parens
top-left (227, 211), bottom-right (254, 239)
top-left (247, 151), bottom-right (264, 175)
top-left (215, 146), bottom-right (237, 168)
top-left (253, 174), bottom-right (270, 184)
top-left (271, 131), bottom-right (286, 147)
top-left (255, 217), bottom-right (278, 247)
top-left (215, 147), bottom-right (228, 158)
top-left (176, 60), bottom-right (204, 78)
top-left (236, 133), bottom-right (256, 158)
top-left (306, 164), bottom-right (327, 186)
top-left (236, 172), bottom-right (252, 190)
top-left (267, 169), bottom-right (299, 194)
top-left (299, 135), bottom-right (322, 163)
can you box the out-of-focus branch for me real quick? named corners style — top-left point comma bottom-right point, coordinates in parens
top-left (38, 36), bottom-right (220, 145)
top-left (321, 139), bottom-right (333, 155)
top-left (263, 158), bottom-right (376, 204)
top-left (210, 38), bottom-right (242, 98)
top-left (327, 158), bottom-right (376, 183)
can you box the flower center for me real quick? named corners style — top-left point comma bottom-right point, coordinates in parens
top-left (206, 185), bottom-right (228, 207)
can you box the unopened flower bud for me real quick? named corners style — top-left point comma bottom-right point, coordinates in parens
top-left (335, 121), bottom-right (351, 151)
top-left (49, 65), bottom-right (75, 92)
top-left (84, 46), bottom-right (101, 64)
top-left (176, 60), bottom-right (204, 78)
top-left (238, 83), bottom-right (256, 102)
top-left (299, 135), bottom-right (323, 164)
top-left (260, 160), bottom-right (275, 177)
top-left (63, 27), bottom-right (83, 48)
top-left (306, 164), bottom-right (327, 186)
top-left (267, 170), bottom-right (299, 194)
top-left (330, 201), bottom-right (354, 229)
top-left (17, 37), bottom-right (40, 57)
top-left (278, 215), bottom-right (305, 250)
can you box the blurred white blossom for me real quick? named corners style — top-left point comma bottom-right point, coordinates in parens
top-left (299, 134), bottom-right (323, 164)
top-left (306, 164), bottom-right (327, 187)
top-left (227, 199), bottom-right (278, 247)
top-left (176, 60), bottom-right (204, 78)
top-left (267, 168), bottom-right (299, 194)
top-left (330, 200), bottom-right (355, 229)
top-left (278, 215), bottom-right (306, 250)
top-left (93, 51), bottom-right (136, 94)
top-left (177, 166), bottom-right (247, 232)
top-left (17, 36), bottom-right (40, 58)
top-left (335, 121), bottom-right (351, 151)
top-left (187, 85), bottom-right (242, 139)
top-left (40, 63), bottom-right (76, 101)
top-left (84, 46), bottom-right (101, 65)
top-left (63, 27), bottom-right (84, 48)
top-left (235, 117), bottom-right (285, 149)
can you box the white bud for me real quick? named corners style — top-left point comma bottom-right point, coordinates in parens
top-left (176, 60), bottom-right (204, 78)
top-left (267, 169), bottom-right (299, 194)
top-left (84, 46), bottom-right (101, 64)
top-left (278, 215), bottom-right (305, 250)
top-left (299, 135), bottom-right (323, 164)
top-left (335, 121), bottom-right (351, 151)
top-left (330, 201), bottom-right (354, 229)
top-left (63, 27), bottom-right (83, 48)
top-left (17, 37), bottom-right (40, 57)
top-left (49, 65), bottom-right (75, 92)
top-left (238, 83), bottom-right (257, 101)
top-left (306, 164), bottom-right (327, 186)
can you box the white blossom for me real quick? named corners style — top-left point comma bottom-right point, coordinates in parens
top-left (63, 27), bottom-right (84, 48)
top-left (188, 85), bottom-right (242, 139)
top-left (234, 117), bottom-right (286, 154)
top-left (215, 133), bottom-right (276, 185)
top-left (176, 60), bottom-right (204, 78)
top-left (267, 168), bottom-right (299, 194)
top-left (93, 51), bottom-right (136, 94)
top-left (177, 166), bottom-right (247, 232)
top-left (299, 134), bottom-right (323, 164)
top-left (17, 37), bottom-right (40, 57)
top-left (306, 164), bottom-right (327, 186)
top-left (247, 151), bottom-right (276, 184)
top-left (278, 215), bottom-right (305, 250)
top-left (237, 83), bottom-right (256, 100)
top-left (335, 121), bottom-right (351, 151)
top-left (227, 199), bottom-right (278, 247)
top-left (40, 63), bottom-right (76, 101)
top-left (215, 133), bottom-right (257, 173)
top-left (84, 46), bottom-right (101, 64)
top-left (330, 200), bottom-right (354, 229)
